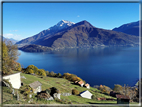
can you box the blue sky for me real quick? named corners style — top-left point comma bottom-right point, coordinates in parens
top-left (3, 2), bottom-right (139, 40)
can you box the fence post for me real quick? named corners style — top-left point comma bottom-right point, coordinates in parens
top-left (17, 90), bottom-right (19, 101)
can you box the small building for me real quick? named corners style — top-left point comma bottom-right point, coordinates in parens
top-left (116, 94), bottom-right (130, 104)
top-left (53, 93), bottom-right (61, 99)
top-left (29, 81), bottom-right (42, 94)
top-left (78, 81), bottom-right (84, 87)
top-left (84, 83), bottom-right (90, 89)
top-left (3, 72), bottom-right (21, 89)
top-left (80, 90), bottom-right (92, 99)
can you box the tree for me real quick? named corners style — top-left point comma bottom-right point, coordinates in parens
top-left (62, 73), bottom-right (83, 82)
top-left (37, 69), bottom-right (46, 76)
top-left (49, 71), bottom-right (55, 77)
top-left (113, 85), bottom-right (123, 93)
top-left (25, 68), bottom-right (34, 74)
top-left (29, 69), bottom-right (34, 74)
top-left (46, 71), bottom-right (50, 76)
top-left (15, 62), bottom-right (21, 71)
top-left (72, 89), bottom-right (79, 95)
top-left (2, 42), bottom-right (12, 75)
top-left (2, 40), bottom-right (21, 75)
top-left (56, 73), bottom-right (62, 78)
top-left (5, 40), bottom-right (20, 70)
top-left (26, 65), bottom-right (38, 74)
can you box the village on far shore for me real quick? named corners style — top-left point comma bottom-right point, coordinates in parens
top-left (2, 70), bottom-right (140, 105)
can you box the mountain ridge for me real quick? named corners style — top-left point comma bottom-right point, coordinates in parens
top-left (112, 20), bottom-right (140, 36)
top-left (16, 20), bottom-right (75, 47)
top-left (3, 36), bottom-right (18, 44)
top-left (17, 20), bottom-right (139, 52)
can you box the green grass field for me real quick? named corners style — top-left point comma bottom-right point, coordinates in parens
top-left (2, 73), bottom-right (139, 105)
top-left (20, 73), bottom-right (117, 104)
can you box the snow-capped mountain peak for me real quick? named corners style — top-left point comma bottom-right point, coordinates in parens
top-left (48, 20), bottom-right (75, 31)
top-left (56, 20), bottom-right (75, 27)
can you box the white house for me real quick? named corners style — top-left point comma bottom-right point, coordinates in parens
top-left (29, 81), bottom-right (42, 94)
top-left (85, 83), bottom-right (90, 89)
top-left (80, 90), bottom-right (92, 99)
top-left (3, 72), bottom-right (21, 89)
top-left (78, 81), bottom-right (84, 87)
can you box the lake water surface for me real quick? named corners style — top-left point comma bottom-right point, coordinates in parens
top-left (17, 47), bottom-right (139, 88)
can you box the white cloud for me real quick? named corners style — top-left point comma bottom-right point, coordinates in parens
top-left (3, 33), bottom-right (14, 38)
top-left (77, 15), bottom-right (80, 17)
top-left (3, 33), bottom-right (23, 40)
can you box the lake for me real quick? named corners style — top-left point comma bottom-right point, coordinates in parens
top-left (17, 46), bottom-right (139, 88)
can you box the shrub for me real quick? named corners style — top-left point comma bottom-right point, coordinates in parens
top-left (62, 73), bottom-right (83, 82)
top-left (113, 84), bottom-right (123, 93)
top-left (46, 71), bottom-right (50, 76)
top-left (56, 73), bottom-right (62, 78)
top-left (15, 62), bottom-right (21, 71)
top-left (37, 69), bottom-right (46, 76)
top-left (25, 65), bottom-right (38, 74)
top-left (49, 71), bottom-right (55, 77)
top-left (3, 86), bottom-right (12, 94)
top-left (99, 85), bottom-right (112, 94)
top-left (91, 95), bottom-right (96, 100)
top-left (72, 89), bottom-right (79, 95)
top-left (25, 68), bottom-right (34, 74)
top-left (29, 69), bottom-right (34, 74)
top-left (22, 85), bottom-right (33, 97)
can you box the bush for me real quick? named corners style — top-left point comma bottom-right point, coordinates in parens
top-left (25, 65), bottom-right (38, 74)
top-left (113, 84), bottom-right (122, 93)
top-left (49, 71), bottom-right (55, 77)
top-left (46, 71), bottom-right (50, 76)
top-left (72, 89), bottom-right (79, 95)
top-left (37, 69), bottom-right (46, 76)
top-left (15, 62), bottom-right (21, 71)
top-left (91, 95), bottom-right (96, 100)
top-left (3, 86), bottom-right (12, 94)
top-left (62, 73), bottom-right (83, 82)
top-left (25, 68), bottom-right (34, 74)
top-left (56, 73), bottom-right (62, 78)
top-left (99, 85), bottom-right (112, 94)
top-left (22, 85), bottom-right (33, 97)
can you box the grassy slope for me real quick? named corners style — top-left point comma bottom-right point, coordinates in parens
top-left (21, 73), bottom-right (117, 104)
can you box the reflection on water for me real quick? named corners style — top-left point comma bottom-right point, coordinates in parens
top-left (18, 47), bottom-right (139, 88)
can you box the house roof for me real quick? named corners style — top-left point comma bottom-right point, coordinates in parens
top-left (85, 83), bottom-right (90, 87)
top-left (80, 90), bottom-right (92, 98)
top-left (29, 81), bottom-right (42, 89)
top-left (3, 72), bottom-right (21, 78)
top-left (78, 81), bottom-right (84, 85)
top-left (116, 94), bottom-right (130, 100)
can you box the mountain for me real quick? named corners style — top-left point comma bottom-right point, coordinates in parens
top-left (18, 20), bottom-right (139, 52)
top-left (16, 20), bottom-right (75, 47)
top-left (112, 21), bottom-right (140, 36)
top-left (3, 36), bottom-right (18, 44)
